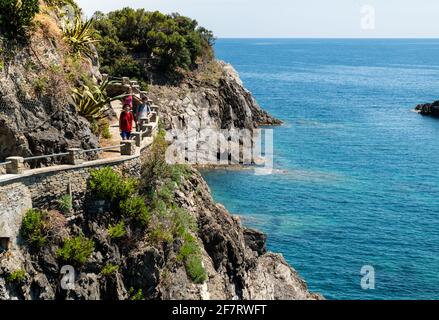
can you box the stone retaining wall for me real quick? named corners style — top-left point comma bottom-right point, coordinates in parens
top-left (0, 156), bottom-right (140, 210)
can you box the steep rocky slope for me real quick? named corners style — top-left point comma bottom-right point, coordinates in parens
top-left (148, 60), bottom-right (281, 133)
top-left (0, 166), bottom-right (321, 300)
top-left (0, 7), bottom-right (99, 162)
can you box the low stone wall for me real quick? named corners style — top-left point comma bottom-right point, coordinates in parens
top-left (0, 155), bottom-right (140, 212)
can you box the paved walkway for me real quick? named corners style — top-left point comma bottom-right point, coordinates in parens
top-left (100, 97), bottom-right (155, 159)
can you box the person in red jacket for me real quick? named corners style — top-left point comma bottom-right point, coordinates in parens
top-left (119, 104), bottom-right (134, 140)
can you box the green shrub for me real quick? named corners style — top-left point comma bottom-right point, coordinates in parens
top-left (20, 209), bottom-right (47, 247)
top-left (0, 0), bottom-right (40, 38)
top-left (57, 235), bottom-right (94, 266)
top-left (156, 183), bottom-right (175, 204)
top-left (120, 196), bottom-right (150, 227)
top-left (107, 221), bottom-right (126, 239)
top-left (32, 76), bottom-right (48, 96)
top-left (177, 237), bottom-right (199, 261)
top-left (58, 194), bottom-right (73, 214)
top-left (141, 132), bottom-right (171, 198)
top-left (185, 255), bottom-right (207, 284)
top-left (101, 120), bottom-right (112, 139)
top-left (171, 164), bottom-right (191, 185)
top-left (89, 167), bottom-right (137, 201)
top-left (173, 208), bottom-right (197, 238)
top-left (128, 287), bottom-right (145, 300)
top-left (6, 269), bottom-right (27, 283)
top-left (174, 213), bottom-right (207, 284)
top-left (149, 225), bottom-right (174, 244)
top-left (100, 263), bottom-right (119, 277)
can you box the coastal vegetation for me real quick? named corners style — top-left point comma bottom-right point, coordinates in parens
top-left (20, 209), bottom-right (48, 248)
top-left (62, 14), bottom-right (97, 59)
top-left (56, 235), bottom-right (95, 266)
top-left (71, 80), bottom-right (124, 122)
top-left (92, 8), bottom-right (215, 82)
top-left (0, 0), bottom-right (40, 39)
top-left (5, 269), bottom-right (27, 284)
top-left (84, 131), bottom-right (207, 284)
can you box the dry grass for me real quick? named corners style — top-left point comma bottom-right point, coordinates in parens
top-left (194, 60), bottom-right (223, 85)
top-left (21, 7), bottom-right (96, 99)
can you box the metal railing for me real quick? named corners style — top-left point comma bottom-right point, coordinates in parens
top-left (80, 145), bottom-right (123, 154)
top-left (23, 152), bottom-right (69, 162)
top-left (0, 143), bottom-right (134, 175)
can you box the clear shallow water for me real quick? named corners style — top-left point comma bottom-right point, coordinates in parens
top-left (202, 39), bottom-right (439, 300)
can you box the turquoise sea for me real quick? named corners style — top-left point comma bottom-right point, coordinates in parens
top-left (202, 39), bottom-right (439, 300)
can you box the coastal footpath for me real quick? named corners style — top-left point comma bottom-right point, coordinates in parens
top-left (0, 1), bottom-right (321, 300)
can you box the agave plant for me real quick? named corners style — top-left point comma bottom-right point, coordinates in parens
top-left (63, 15), bottom-right (98, 59)
top-left (71, 80), bottom-right (125, 122)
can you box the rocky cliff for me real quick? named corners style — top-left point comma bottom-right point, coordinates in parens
top-left (148, 60), bottom-right (281, 133)
top-left (0, 7), bottom-right (99, 162)
top-left (0, 165), bottom-right (321, 300)
top-left (0, 2), bottom-right (320, 301)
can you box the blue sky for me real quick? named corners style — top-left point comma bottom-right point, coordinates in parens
top-left (76, 0), bottom-right (439, 38)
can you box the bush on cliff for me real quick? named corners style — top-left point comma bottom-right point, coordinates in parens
top-left (107, 221), bottom-right (126, 239)
top-left (89, 167), bottom-right (138, 201)
top-left (119, 196), bottom-right (150, 227)
top-left (6, 269), bottom-right (27, 284)
top-left (185, 254), bottom-right (207, 284)
top-left (62, 14), bottom-right (98, 59)
top-left (57, 235), bottom-right (95, 266)
top-left (20, 209), bottom-right (48, 247)
top-left (141, 133), bottom-right (208, 283)
top-left (0, 0), bottom-right (40, 38)
top-left (100, 263), bottom-right (119, 277)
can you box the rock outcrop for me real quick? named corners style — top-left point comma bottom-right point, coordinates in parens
top-left (415, 100), bottom-right (439, 117)
top-left (148, 61), bottom-right (281, 133)
top-left (0, 11), bottom-right (100, 162)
